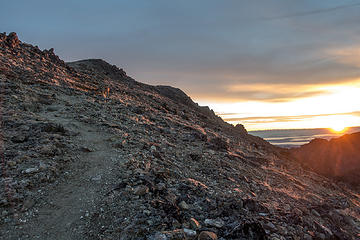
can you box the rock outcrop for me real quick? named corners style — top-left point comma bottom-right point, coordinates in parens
top-left (1, 32), bottom-right (359, 240)
top-left (291, 132), bottom-right (360, 185)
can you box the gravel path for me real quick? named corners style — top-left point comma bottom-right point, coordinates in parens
top-left (2, 103), bottom-right (124, 240)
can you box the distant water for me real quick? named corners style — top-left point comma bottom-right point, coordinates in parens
top-left (249, 126), bottom-right (360, 148)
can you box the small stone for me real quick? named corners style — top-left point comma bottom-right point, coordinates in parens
top-left (148, 232), bottom-right (168, 240)
top-left (344, 215), bottom-right (357, 228)
top-left (7, 161), bottom-right (16, 167)
top-left (11, 135), bottom-right (27, 143)
top-left (24, 167), bottom-right (39, 174)
top-left (156, 182), bottom-right (166, 191)
top-left (183, 228), bottom-right (197, 237)
top-left (303, 233), bottom-right (312, 240)
top-left (198, 231), bottom-right (217, 240)
top-left (80, 146), bottom-right (93, 152)
top-left (21, 198), bottom-right (35, 211)
top-left (143, 209), bottom-right (151, 216)
top-left (311, 209), bottom-right (320, 217)
top-left (172, 219), bottom-right (181, 228)
top-left (150, 145), bottom-right (157, 151)
top-left (265, 222), bottom-right (276, 230)
top-left (190, 218), bottom-right (201, 229)
top-left (1, 210), bottom-right (9, 217)
top-left (179, 201), bottom-right (190, 210)
top-left (317, 233), bottom-right (326, 240)
top-left (283, 204), bottom-right (291, 212)
top-left (204, 218), bottom-right (225, 228)
top-left (91, 175), bottom-right (102, 181)
top-left (46, 106), bottom-right (59, 112)
top-left (278, 226), bottom-right (288, 235)
top-left (294, 208), bottom-right (302, 216)
top-left (39, 162), bottom-right (48, 170)
top-left (134, 185), bottom-right (149, 196)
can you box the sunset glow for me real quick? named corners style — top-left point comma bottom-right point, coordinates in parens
top-left (196, 80), bottom-right (360, 130)
top-left (330, 126), bottom-right (346, 133)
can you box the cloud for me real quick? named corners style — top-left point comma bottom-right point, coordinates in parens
top-left (221, 111), bottom-right (360, 123)
top-left (327, 46), bottom-right (360, 68)
top-left (262, 2), bottom-right (360, 20)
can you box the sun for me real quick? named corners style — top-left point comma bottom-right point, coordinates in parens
top-left (322, 115), bottom-right (353, 133)
top-left (330, 124), bottom-right (347, 133)
top-left (331, 126), bottom-right (345, 132)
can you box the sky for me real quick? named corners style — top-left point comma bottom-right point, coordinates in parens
top-left (2, 0), bottom-right (360, 130)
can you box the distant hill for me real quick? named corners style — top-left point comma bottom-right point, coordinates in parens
top-left (250, 127), bottom-right (360, 147)
top-left (291, 132), bottom-right (360, 185)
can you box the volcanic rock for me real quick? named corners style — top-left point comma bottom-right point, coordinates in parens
top-left (0, 32), bottom-right (359, 240)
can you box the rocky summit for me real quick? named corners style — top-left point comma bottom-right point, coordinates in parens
top-left (0, 32), bottom-right (359, 240)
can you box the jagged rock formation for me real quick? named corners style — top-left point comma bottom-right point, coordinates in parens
top-left (291, 132), bottom-right (360, 185)
top-left (0, 32), bottom-right (360, 240)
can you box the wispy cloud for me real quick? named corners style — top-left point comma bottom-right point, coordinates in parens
top-left (262, 2), bottom-right (360, 20)
top-left (221, 111), bottom-right (360, 123)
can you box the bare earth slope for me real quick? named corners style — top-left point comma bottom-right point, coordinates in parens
top-left (0, 32), bottom-right (359, 239)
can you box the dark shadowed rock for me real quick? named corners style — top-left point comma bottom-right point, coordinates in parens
top-left (6, 32), bottom-right (20, 48)
top-left (198, 231), bottom-right (217, 240)
top-left (155, 85), bottom-right (196, 107)
top-left (291, 132), bottom-right (360, 185)
top-left (234, 123), bottom-right (247, 134)
top-left (208, 137), bottom-right (229, 151)
top-left (67, 59), bottom-right (127, 78)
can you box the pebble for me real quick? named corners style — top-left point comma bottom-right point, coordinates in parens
top-left (21, 198), bottom-right (35, 211)
top-left (204, 218), bottom-right (225, 228)
top-left (190, 217), bottom-right (201, 229)
top-left (179, 200), bottom-right (190, 210)
top-left (183, 228), bottom-right (197, 237)
top-left (156, 182), bottom-right (166, 191)
top-left (91, 175), bottom-right (102, 181)
top-left (283, 204), bottom-right (291, 212)
top-left (293, 208), bottom-right (302, 216)
top-left (80, 146), bottom-right (93, 152)
top-left (265, 222), bottom-right (276, 231)
top-left (198, 231), bottom-right (217, 240)
top-left (24, 167), bottom-right (39, 174)
top-left (7, 161), bottom-right (16, 167)
top-left (317, 233), bottom-right (326, 240)
top-left (143, 210), bottom-right (151, 216)
top-left (133, 185), bottom-right (149, 195)
top-left (303, 233), bottom-right (312, 240)
top-left (311, 209), bottom-right (320, 217)
top-left (148, 233), bottom-right (168, 240)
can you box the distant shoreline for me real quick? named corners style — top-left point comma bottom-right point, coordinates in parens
top-left (249, 126), bottom-right (360, 147)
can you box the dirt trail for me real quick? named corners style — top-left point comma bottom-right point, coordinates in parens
top-left (7, 105), bottom-right (123, 240)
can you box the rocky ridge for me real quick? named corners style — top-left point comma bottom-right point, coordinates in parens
top-left (291, 132), bottom-right (360, 185)
top-left (0, 32), bottom-right (359, 239)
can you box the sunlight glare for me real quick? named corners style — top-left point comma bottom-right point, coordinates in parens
top-left (330, 125), bottom-right (346, 133)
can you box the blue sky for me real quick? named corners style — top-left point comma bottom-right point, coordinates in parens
top-left (2, 0), bottom-right (360, 129)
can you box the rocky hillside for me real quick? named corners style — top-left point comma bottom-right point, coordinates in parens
top-left (0, 32), bottom-right (359, 240)
top-left (291, 132), bottom-right (360, 185)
